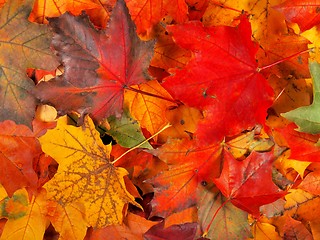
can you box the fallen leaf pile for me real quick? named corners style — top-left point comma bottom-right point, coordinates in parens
top-left (1, 0), bottom-right (320, 239)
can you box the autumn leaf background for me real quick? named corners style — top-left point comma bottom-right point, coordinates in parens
top-left (1, 0), bottom-right (320, 239)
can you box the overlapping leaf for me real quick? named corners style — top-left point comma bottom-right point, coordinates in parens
top-left (282, 61), bottom-right (320, 133)
top-left (35, 0), bottom-right (154, 122)
top-left (40, 115), bottom-right (139, 228)
top-left (0, 120), bottom-right (40, 196)
top-left (149, 139), bottom-right (222, 217)
top-left (277, 123), bottom-right (320, 162)
top-left (274, 0), bottom-right (320, 32)
top-left (0, 0), bottom-right (58, 127)
top-left (162, 15), bottom-right (274, 145)
top-left (125, 0), bottom-right (188, 37)
top-left (197, 189), bottom-right (251, 239)
top-left (29, 0), bottom-right (100, 23)
top-left (0, 189), bottom-right (48, 240)
top-left (214, 150), bottom-right (285, 217)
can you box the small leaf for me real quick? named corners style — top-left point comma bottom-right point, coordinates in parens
top-left (0, 189), bottom-right (48, 240)
top-left (282, 61), bottom-right (320, 134)
top-left (106, 109), bottom-right (153, 149)
top-left (197, 189), bottom-right (251, 239)
top-left (40, 115), bottom-right (139, 228)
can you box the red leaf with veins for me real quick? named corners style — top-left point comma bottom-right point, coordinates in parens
top-left (148, 139), bottom-right (222, 217)
top-left (274, 0), bottom-right (320, 32)
top-left (214, 150), bottom-right (285, 217)
top-left (0, 120), bottom-right (40, 196)
top-left (162, 15), bottom-right (273, 145)
top-left (35, 0), bottom-right (154, 121)
top-left (277, 123), bottom-right (320, 162)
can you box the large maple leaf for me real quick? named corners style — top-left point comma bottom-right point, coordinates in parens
top-left (214, 150), bottom-right (285, 217)
top-left (162, 15), bottom-right (274, 145)
top-left (40, 115), bottom-right (139, 228)
top-left (35, 0), bottom-right (154, 122)
top-left (0, 0), bottom-right (59, 127)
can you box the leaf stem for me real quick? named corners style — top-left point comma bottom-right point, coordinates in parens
top-left (111, 123), bottom-right (172, 165)
top-left (126, 86), bottom-right (180, 104)
top-left (257, 48), bottom-right (312, 72)
top-left (202, 197), bottom-right (230, 238)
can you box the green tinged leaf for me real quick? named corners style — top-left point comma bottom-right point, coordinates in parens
top-left (282, 61), bottom-right (320, 134)
top-left (107, 110), bottom-right (153, 149)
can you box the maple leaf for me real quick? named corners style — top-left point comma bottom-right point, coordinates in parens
top-left (35, 0), bottom-right (154, 123)
top-left (282, 61), bottom-right (320, 134)
top-left (214, 150), bottom-right (284, 217)
top-left (148, 139), bottom-right (222, 217)
top-left (0, 120), bottom-right (40, 196)
top-left (277, 123), bottom-right (320, 162)
top-left (162, 15), bottom-right (274, 145)
top-left (274, 0), bottom-right (320, 32)
top-left (40, 115), bottom-right (139, 228)
top-left (29, 0), bottom-right (100, 24)
top-left (125, 0), bottom-right (188, 37)
top-left (0, 189), bottom-right (48, 240)
top-left (0, 0), bottom-right (59, 127)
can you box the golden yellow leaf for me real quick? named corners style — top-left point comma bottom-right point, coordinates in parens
top-left (47, 201), bottom-right (88, 240)
top-left (225, 130), bottom-right (274, 159)
top-left (0, 189), bottom-right (48, 240)
top-left (40, 115), bottom-right (139, 228)
top-left (124, 80), bottom-right (174, 138)
top-left (284, 189), bottom-right (320, 221)
top-left (251, 222), bottom-right (282, 240)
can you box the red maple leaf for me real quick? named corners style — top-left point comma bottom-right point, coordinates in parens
top-left (35, 0), bottom-right (154, 122)
top-left (277, 123), bottom-right (320, 162)
top-left (214, 150), bottom-right (285, 217)
top-left (274, 0), bottom-right (320, 32)
top-left (148, 139), bottom-right (222, 217)
top-left (162, 15), bottom-right (274, 145)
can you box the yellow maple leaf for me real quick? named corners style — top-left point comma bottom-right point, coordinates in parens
top-left (40, 115), bottom-right (139, 228)
top-left (0, 189), bottom-right (48, 240)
